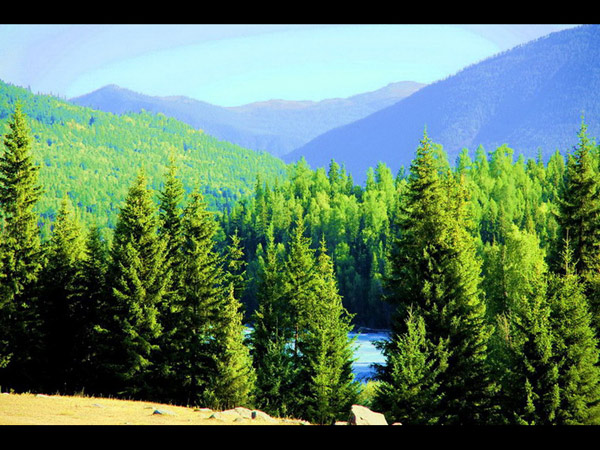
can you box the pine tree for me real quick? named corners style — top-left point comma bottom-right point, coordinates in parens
top-left (297, 237), bottom-right (359, 424)
top-left (158, 157), bottom-right (185, 265)
top-left (170, 189), bottom-right (227, 407)
top-left (204, 283), bottom-right (256, 410)
top-left (554, 121), bottom-right (600, 332)
top-left (36, 197), bottom-right (85, 394)
top-left (489, 226), bottom-right (560, 424)
top-left (555, 121), bottom-right (600, 275)
top-left (0, 104), bottom-right (43, 391)
top-left (283, 214), bottom-right (319, 365)
top-left (203, 228), bottom-right (255, 410)
top-left (104, 171), bottom-right (169, 397)
top-left (224, 228), bottom-right (247, 305)
top-left (71, 225), bottom-right (110, 395)
top-left (382, 132), bottom-right (496, 424)
top-left (151, 160), bottom-right (186, 402)
top-left (250, 225), bottom-right (295, 417)
top-left (373, 307), bottom-right (449, 425)
top-left (548, 239), bottom-right (600, 424)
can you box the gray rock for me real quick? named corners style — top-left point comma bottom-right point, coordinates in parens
top-left (153, 408), bottom-right (176, 416)
top-left (348, 405), bottom-right (388, 425)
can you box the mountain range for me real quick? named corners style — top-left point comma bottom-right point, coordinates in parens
top-left (285, 24), bottom-right (600, 183)
top-left (70, 81), bottom-right (424, 158)
top-left (69, 25), bottom-right (600, 186)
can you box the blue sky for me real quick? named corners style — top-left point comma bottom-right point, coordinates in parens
top-left (0, 24), bottom-right (578, 107)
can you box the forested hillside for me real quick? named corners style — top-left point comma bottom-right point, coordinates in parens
top-left (0, 80), bottom-right (287, 238)
top-left (70, 81), bottom-right (424, 157)
top-left (287, 24), bottom-right (600, 184)
top-left (2, 98), bottom-right (600, 424)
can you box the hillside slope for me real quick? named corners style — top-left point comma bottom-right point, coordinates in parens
top-left (285, 25), bottom-right (600, 183)
top-left (0, 80), bottom-right (287, 234)
top-left (0, 393), bottom-right (308, 425)
top-left (70, 81), bottom-right (424, 157)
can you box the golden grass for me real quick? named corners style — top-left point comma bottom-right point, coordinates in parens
top-left (0, 393), bottom-right (305, 426)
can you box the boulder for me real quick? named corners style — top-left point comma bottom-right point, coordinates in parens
top-left (153, 408), bottom-right (176, 416)
top-left (348, 405), bottom-right (388, 425)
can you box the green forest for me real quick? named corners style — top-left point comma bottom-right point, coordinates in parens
top-left (0, 80), bottom-right (286, 238)
top-left (2, 91), bottom-right (600, 425)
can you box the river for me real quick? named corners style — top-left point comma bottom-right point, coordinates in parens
top-left (350, 330), bottom-right (389, 383)
top-left (244, 327), bottom-right (389, 383)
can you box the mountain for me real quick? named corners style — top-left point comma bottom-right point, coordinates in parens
top-left (69, 81), bottom-right (425, 157)
top-left (0, 80), bottom-right (286, 235)
top-left (284, 25), bottom-right (600, 184)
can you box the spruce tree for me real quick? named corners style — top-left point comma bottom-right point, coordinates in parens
top-left (158, 157), bottom-right (185, 265)
top-left (36, 197), bottom-right (85, 394)
top-left (170, 189), bottom-right (227, 407)
top-left (152, 160), bottom-right (186, 402)
top-left (548, 239), bottom-right (600, 424)
top-left (373, 307), bottom-right (449, 425)
top-left (71, 225), bottom-right (110, 395)
top-left (205, 283), bottom-right (256, 410)
top-left (484, 225), bottom-right (564, 425)
top-left (382, 132), bottom-right (496, 424)
top-left (224, 228), bottom-right (247, 304)
top-left (283, 214), bottom-right (319, 361)
top-left (555, 121), bottom-right (600, 274)
top-left (250, 225), bottom-right (295, 417)
top-left (104, 171), bottom-right (169, 397)
top-left (554, 121), bottom-right (600, 331)
top-left (297, 237), bottom-right (359, 424)
top-left (0, 104), bottom-right (43, 391)
top-left (203, 229), bottom-right (255, 409)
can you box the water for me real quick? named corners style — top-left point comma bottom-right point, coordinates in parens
top-left (350, 330), bottom-right (389, 383)
top-left (244, 327), bottom-right (389, 383)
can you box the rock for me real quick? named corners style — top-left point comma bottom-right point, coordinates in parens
top-left (231, 407), bottom-right (254, 420)
top-left (250, 410), bottom-right (278, 423)
top-left (348, 405), bottom-right (388, 425)
top-left (153, 408), bottom-right (175, 416)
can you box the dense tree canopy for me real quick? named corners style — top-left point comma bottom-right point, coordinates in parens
top-left (1, 98), bottom-right (600, 424)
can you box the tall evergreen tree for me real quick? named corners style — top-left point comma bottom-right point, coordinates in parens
top-left (382, 132), bottom-right (496, 424)
top-left (203, 228), bottom-right (255, 409)
top-left (296, 237), bottom-right (359, 424)
top-left (250, 225), bottom-right (295, 417)
top-left (492, 227), bottom-right (560, 424)
top-left (548, 239), bottom-right (600, 424)
top-left (223, 228), bottom-right (246, 304)
top-left (36, 197), bottom-right (85, 394)
top-left (0, 104), bottom-right (43, 391)
top-left (373, 307), bottom-right (449, 425)
top-left (169, 189), bottom-right (227, 407)
top-left (554, 121), bottom-right (600, 331)
top-left (151, 160), bottom-right (186, 401)
top-left (103, 171), bottom-right (169, 397)
top-left (158, 157), bottom-right (185, 264)
top-left (283, 214), bottom-right (319, 364)
top-left (70, 224), bottom-right (110, 395)
top-left (555, 121), bottom-right (600, 274)
top-left (204, 282), bottom-right (256, 410)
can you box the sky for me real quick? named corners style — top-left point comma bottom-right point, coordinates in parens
top-left (0, 24), bottom-right (579, 107)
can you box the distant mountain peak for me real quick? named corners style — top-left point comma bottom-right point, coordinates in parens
top-left (69, 80), bottom-right (425, 157)
top-left (284, 25), bottom-right (600, 184)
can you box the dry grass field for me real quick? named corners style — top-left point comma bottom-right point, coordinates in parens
top-left (0, 392), bottom-right (307, 426)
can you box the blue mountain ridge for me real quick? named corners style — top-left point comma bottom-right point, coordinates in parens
top-left (284, 24), bottom-right (600, 184)
top-left (70, 81), bottom-right (424, 158)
